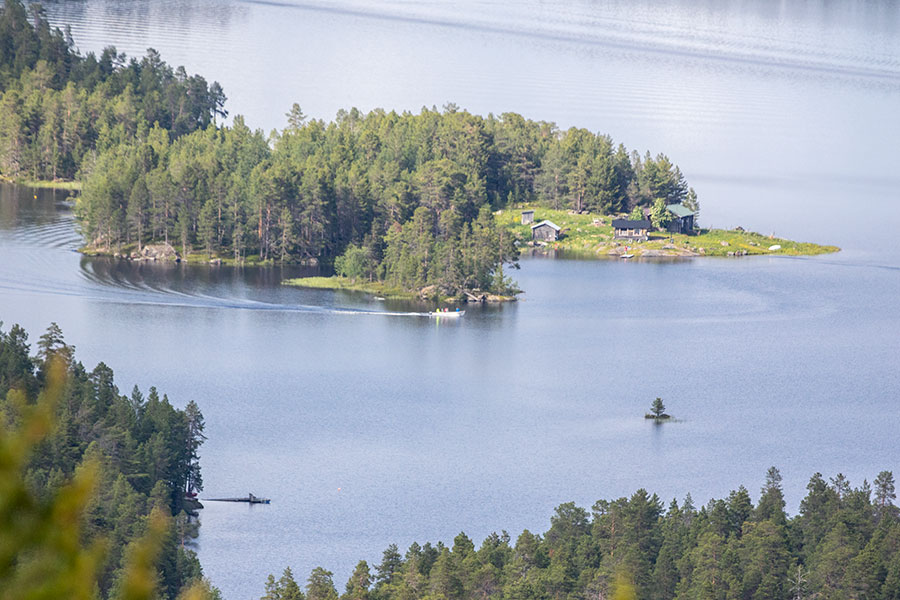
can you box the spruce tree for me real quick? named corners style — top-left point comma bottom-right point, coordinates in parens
top-left (650, 397), bottom-right (666, 418)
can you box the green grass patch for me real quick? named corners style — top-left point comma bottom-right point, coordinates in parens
top-left (496, 206), bottom-right (839, 258)
top-left (0, 175), bottom-right (82, 191)
top-left (683, 229), bottom-right (839, 257)
top-left (180, 252), bottom-right (279, 266)
top-left (282, 276), bottom-right (418, 300)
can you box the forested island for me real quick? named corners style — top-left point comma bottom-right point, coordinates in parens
top-left (0, 0), bottom-right (835, 303)
top-left (260, 467), bottom-right (899, 600)
top-left (0, 321), bottom-right (216, 599)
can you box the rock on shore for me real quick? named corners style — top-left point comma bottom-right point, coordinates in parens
top-left (129, 243), bottom-right (180, 261)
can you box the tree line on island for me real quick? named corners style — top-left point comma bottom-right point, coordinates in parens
top-left (0, 321), bottom-right (217, 599)
top-left (0, 0), bottom-right (698, 296)
top-left (74, 107), bottom-right (701, 297)
top-left (263, 467), bottom-right (899, 600)
top-left (0, 0), bottom-right (225, 181)
top-left (74, 105), bottom-right (698, 298)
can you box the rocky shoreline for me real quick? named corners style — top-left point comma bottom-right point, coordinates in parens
top-left (81, 242), bottom-right (182, 262)
top-left (80, 243), bottom-right (321, 267)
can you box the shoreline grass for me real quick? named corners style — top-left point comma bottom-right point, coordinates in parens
top-left (497, 206), bottom-right (839, 258)
top-left (282, 276), bottom-right (418, 300)
top-left (0, 175), bottom-right (82, 191)
top-left (282, 276), bottom-right (518, 303)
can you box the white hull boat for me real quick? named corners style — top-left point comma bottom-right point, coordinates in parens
top-left (428, 310), bottom-right (465, 318)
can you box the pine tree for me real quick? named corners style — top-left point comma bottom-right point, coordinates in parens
top-left (739, 520), bottom-right (789, 599)
top-left (875, 471), bottom-right (897, 516)
top-left (127, 176), bottom-right (150, 252)
top-left (726, 486), bottom-right (753, 537)
top-left (279, 206), bottom-right (295, 263)
top-left (261, 567), bottom-right (304, 600)
top-left (286, 103), bottom-right (306, 130)
top-left (36, 321), bottom-right (74, 367)
top-left (343, 560), bottom-right (371, 600)
top-left (756, 467), bottom-right (787, 525)
top-left (306, 567), bottom-right (337, 600)
top-left (198, 197), bottom-right (217, 258)
top-left (183, 400), bottom-right (205, 495)
top-left (376, 544), bottom-right (403, 589)
top-left (175, 203), bottom-right (191, 257)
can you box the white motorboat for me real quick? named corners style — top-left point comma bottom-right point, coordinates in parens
top-left (428, 309), bottom-right (465, 318)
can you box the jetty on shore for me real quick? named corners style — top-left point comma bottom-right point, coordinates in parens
top-left (204, 493), bottom-right (271, 504)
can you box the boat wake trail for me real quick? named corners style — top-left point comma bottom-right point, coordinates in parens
top-left (1, 256), bottom-right (441, 318)
top-left (0, 213), bottom-right (450, 318)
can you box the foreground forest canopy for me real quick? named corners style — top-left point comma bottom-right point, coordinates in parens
top-left (0, 0), bottom-right (698, 295)
top-left (0, 321), bottom-right (215, 599)
top-left (262, 467), bottom-right (900, 600)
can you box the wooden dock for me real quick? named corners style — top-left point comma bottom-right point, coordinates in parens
top-left (204, 493), bottom-right (270, 504)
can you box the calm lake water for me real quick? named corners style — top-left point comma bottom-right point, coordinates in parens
top-left (3, 0), bottom-right (898, 597)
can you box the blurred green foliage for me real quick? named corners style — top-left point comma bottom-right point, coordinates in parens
top-left (0, 322), bottom-right (218, 599)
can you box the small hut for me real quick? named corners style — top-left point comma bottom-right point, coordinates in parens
top-left (521, 210), bottom-right (535, 225)
top-left (666, 204), bottom-right (695, 234)
top-left (612, 219), bottom-right (651, 241)
top-left (531, 220), bottom-right (561, 242)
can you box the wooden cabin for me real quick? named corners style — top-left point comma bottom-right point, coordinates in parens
top-left (612, 219), bottom-right (651, 241)
top-left (531, 220), bottom-right (561, 242)
top-left (666, 203), bottom-right (695, 234)
top-left (521, 210), bottom-right (535, 225)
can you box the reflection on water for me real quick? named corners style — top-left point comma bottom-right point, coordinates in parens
top-left (0, 184), bottom-right (79, 247)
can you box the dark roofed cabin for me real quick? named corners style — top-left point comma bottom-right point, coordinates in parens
top-left (521, 210), bottom-right (535, 225)
top-left (612, 219), bottom-right (651, 241)
top-left (666, 203), bottom-right (695, 234)
top-left (531, 220), bottom-right (561, 242)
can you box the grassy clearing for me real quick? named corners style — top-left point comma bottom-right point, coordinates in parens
top-left (496, 207), bottom-right (839, 258)
top-left (282, 276), bottom-right (418, 299)
top-left (180, 252), bottom-right (286, 267)
top-left (0, 175), bottom-right (82, 191)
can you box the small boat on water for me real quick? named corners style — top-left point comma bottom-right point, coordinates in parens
top-left (428, 309), bottom-right (465, 318)
top-left (621, 253), bottom-right (634, 259)
top-left (205, 493), bottom-right (271, 504)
